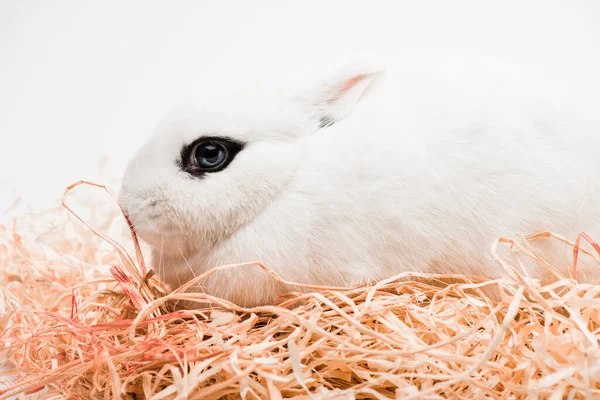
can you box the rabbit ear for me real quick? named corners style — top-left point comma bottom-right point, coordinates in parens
top-left (312, 62), bottom-right (383, 128)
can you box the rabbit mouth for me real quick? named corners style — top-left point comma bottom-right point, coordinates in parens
top-left (125, 209), bottom-right (185, 250)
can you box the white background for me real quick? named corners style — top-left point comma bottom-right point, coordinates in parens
top-left (0, 1), bottom-right (599, 392)
top-left (1, 0), bottom-right (600, 212)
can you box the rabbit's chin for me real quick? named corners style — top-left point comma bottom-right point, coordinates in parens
top-left (135, 228), bottom-right (189, 256)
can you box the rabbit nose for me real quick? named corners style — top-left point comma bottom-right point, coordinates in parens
top-left (137, 198), bottom-right (164, 218)
top-left (141, 198), bottom-right (159, 209)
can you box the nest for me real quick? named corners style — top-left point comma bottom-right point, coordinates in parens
top-left (1, 181), bottom-right (599, 399)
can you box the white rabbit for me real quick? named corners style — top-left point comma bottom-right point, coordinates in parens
top-left (118, 57), bottom-right (600, 307)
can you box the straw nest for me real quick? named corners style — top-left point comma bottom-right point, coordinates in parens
top-left (1, 181), bottom-right (599, 399)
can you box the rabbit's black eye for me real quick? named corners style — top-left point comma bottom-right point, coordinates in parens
top-left (194, 142), bottom-right (227, 169)
top-left (180, 137), bottom-right (244, 176)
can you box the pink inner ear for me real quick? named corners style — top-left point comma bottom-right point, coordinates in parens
top-left (327, 73), bottom-right (373, 103)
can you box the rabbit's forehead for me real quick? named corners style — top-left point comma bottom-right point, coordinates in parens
top-left (159, 102), bottom-right (308, 143)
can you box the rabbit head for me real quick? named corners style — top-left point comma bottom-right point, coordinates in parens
top-left (118, 62), bottom-right (383, 260)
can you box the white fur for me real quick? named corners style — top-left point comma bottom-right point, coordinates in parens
top-left (119, 57), bottom-right (600, 307)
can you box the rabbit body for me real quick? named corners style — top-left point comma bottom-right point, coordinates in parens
top-left (119, 59), bottom-right (600, 307)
